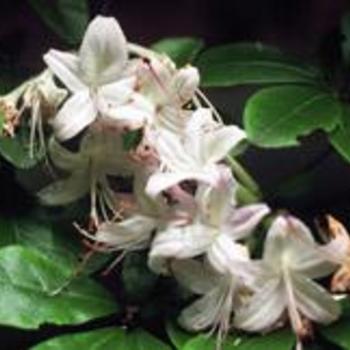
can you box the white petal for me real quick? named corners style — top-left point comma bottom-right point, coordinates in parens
top-left (52, 91), bottom-right (97, 141)
top-left (98, 76), bottom-right (136, 105)
top-left (38, 173), bottom-right (88, 205)
top-left (146, 171), bottom-right (202, 198)
top-left (43, 49), bottom-right (85, 92)
top-left (179, 287), bottom-right (226, 331)
top-left (96, 215), bottom-right (156, 250)
top-left (149, 224), bottom-right (214, 274)
top-left (171, 259), bottom-right (220, 294)
top-left (223, 203), bottom-right (270, 240)
top-left (171, 66), bottom-right (200, 104)
top-left (207, 235), bottom-right (253, 282)
top-left (48, 138), bottom-right (86, 171)
top-left (202, 125), bottom-right (246, 164)
top-left (291, 272), bottom-right (340, 324)
top-left (234, 277), bottom-right (286, 332)
top-left (79, 16), bottom-right (127, 86)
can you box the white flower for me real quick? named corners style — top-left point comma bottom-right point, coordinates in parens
top-left (44, 16), bottom-right (152, 141)
top-left (234, 215), bottom-right (340, 340)
top-left (38, 129), bottom-right (132, 221)
top-left (172, 259), bottom-right (240, 349)
top-left (82, 169), bottom-right (195, 252)
top-left (146, 108), bottom-right (246, 197)
top-left (149, 169), bottom-right (269, 275)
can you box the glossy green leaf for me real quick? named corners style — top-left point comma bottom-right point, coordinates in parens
top-left (166, 321), bottom-right (193, 349)
top-left (28, 0), bottom-right (89, 45)
top-left (196, 43), bottom-right (320, 87)
top-left (152, 37), bottom-right (204, 67)
top-left (0, 135), bottom-right (43, 168)
top-left (244, 85), bottom-right (341, 148)
top-left (329, 104), bottom-right (350, 163)
top-left (234, 330), bottom-right (294, 350)
top-left (0, 217), bottom-right (80, 270)
top-left (31, 327), bottom-right (171, 350)
top-left (0, 246), bottom-right (118, 329)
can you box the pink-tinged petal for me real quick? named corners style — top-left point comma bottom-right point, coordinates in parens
top-left (207, 235), bottom-right (255, 283)
top-left (291, 272), bottom-right (340, 324)
top-left (38, 173), bottom-right (89, 205)
top-left (148, 224), bottom-right (214, 274)
top-left (43, 49), bottom-right (85, 92)
top-left (234, 277), bottom-right (286, 332)
top-left (203, 125), bottom-right (246, 164)
top-left (79, 16), bottom-right (127, 86)
top-left (95, 215), bottom-right (156, 250)
top-left (52, 91), bottom-right (97, 141)
top-left (223, 203), bottom-right (270, 240)
top-left (172, 259), bottom-right (220, 295)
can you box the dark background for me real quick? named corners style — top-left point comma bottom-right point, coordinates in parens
top-left (0, 1), bottom-right (350, 348)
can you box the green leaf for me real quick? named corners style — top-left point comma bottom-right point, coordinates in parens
top-left (243, 85), bottom-right (341, 148)
top-left (28, 0), bottom-right (89, 45)
top-left (152, 37), bottom-right (204, 67)
top-left (122, 129), bottom-right (143, 151)
top-left (0, 245), bottom-right (118, 329)
top-left (0, 217), bottom-right (80, 270)
top-left (166, 321), bottom-right (193, 349)
top-left (196, 43), bottom-right (321, 87)
top-left (31, 327), bottom-right (171, 350)
top-left (341, 12), bottom-right (350, 65)
top-left (329, 104), bottom-right (350, 163)
top-left (234, 330), bottom-right (294, 350)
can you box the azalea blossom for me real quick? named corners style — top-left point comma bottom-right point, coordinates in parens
top-left (149, 168), bottom-right (269, 275)
top-left (43, 16), bottom-right (153, 141)
top-left (234, 215), bottom-right (340, 347)
top-left (146, 108), bottom-right (246, 197)
top-left (172, 259), bottom-right (241, 349)
top-left (38, 129), bottom-right (132, 222)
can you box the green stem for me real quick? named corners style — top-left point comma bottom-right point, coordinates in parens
top-left (226, 155), bottom-right (261, 197)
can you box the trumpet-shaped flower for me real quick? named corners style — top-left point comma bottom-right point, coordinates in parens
top-left (44, 16), bottom-right (153, 141)
top-left (149, 168), bottom-right (269, 275)
top-left (172, 259), bottom-right (243, 349)
top-left (38, 129), bottom-right (132, 221)
top-left (146, 108), bottom-right (246, 197)
top-left (234, 215), bottom-right (340, 341)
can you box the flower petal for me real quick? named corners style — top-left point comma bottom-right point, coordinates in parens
top-left (79, 16), bottom-right (127, 86)
top-left (148, 224), bottom-right (214, 274)
top-left (203, 125), bottom-right (246, 164)
top-left (171, 259), bottom-right (220, 294)
top-left (95, 215), bottom-right (156, 250)
top-left (52, 91), bottom-right (97, 141)
top-left (223, 203), bottom-right (270, 240)
top-left (43, 49), bottom-right (85, 92)
top-left (48, 138), bottom-right (87, 171)
top-left (98, 76), bottom-right (136, 105)
top-left (179, 287), bottom-right (226, 331)
top-left (291, 272), bottom-right (340, 324)
top-left (234, 277), bottom-right (286, 332)
top-left (207, 235), bottom-right (255, 284)
top-left (38, 173), bottom-right (89, 205)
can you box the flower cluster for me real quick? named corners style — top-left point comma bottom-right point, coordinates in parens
top-left (2, 15), bottom-right (349, 350)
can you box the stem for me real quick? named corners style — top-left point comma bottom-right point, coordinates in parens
top-left (236, 184), bottom-right (261, 204)
top-left (227, 155), bottom-right (261, 197)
